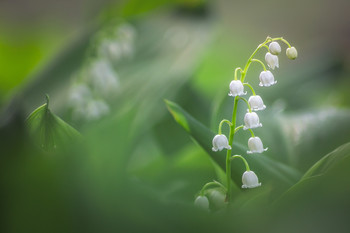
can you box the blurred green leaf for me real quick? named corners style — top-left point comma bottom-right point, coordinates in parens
top-left (279, 108), bottom-right (350, 171)
top-left (301, 142), bottom-right (350, 181)
top-left (165, 99), bottom-right (302, 193)
top-left (25, 96), bottom-right (80, 152)
top-left (277, 142), bottom-right (350, 202)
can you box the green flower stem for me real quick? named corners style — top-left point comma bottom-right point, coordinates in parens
top-left (251, 59), bottom-right (267, 71)
top-left (225, 96), bottom-right (239, 202)
top-left (234, 67), bottom-right (243, 80)
top-left (238, 97), bottom-right (251, 112)
top-left (240, 37), bottom-right (270, 82)
top-left (218, 119), bottom-right (233, 134)
top-left (200, 181), bottom-right (227, 195)
top-left (272, 37), bottom-right (292, 48)
top-left (243, 83), bottom-right (256, 96)
top-left (262, 44), bottom-right (269, 51)
top-left (233, 125), bottom-right (254, 136)
top-left (240, 37), bottom-right (292, 83)
top-left (234, 125), bottom-right (244, 134)
top-left (248, 128), bottom-right (255, 137)
top-left (231, 155), bottom-right (250, 171)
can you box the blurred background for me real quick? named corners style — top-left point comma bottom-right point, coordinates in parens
top-left (1, 0), bottom-right (350, 232)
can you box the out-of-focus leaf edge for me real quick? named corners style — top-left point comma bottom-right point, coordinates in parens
top-left (275, 142), bottom-right (350, 203)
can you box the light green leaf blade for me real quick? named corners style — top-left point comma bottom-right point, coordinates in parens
top-left (165, 99), bottom-right (302, 192)
top-left (276, 142), bottom-right (350, 202)
top-left (298, 142), bottom-right (350, 182)
top-left (26, 96), bottom-right (81, 152)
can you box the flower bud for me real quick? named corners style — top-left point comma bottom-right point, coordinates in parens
top-left (259, 70), bottom-right (276, 87)
top-left (265, 52), bottom-right (279, 70)
top-left (207, 189), bottom-right (226, 209)
top-left (194, 195), bottom-right (209, 210)
top-left (248, 95), bottom-right (266, 111)
top-left (247, 136), bottom-right (268, 154)
top-left (212, 134), bottom-right (231, 152)
top-left (242, 171), bottom-right (261, 188)
top-left (228, 80), bottom-right (246, 97)
top-left (286, 46), bottom-right (298, 60)
top-left (269, 42), bottom-right (281, 55)
top-left (243, 112), bottom-right (262, 130)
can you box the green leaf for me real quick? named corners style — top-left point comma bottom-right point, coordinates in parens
top-left (301, 142), bottom-right (350, 181)
top-left (274, 142), bottom-right (350, 211)
top-left (276, 142), bottom-right (350, 200)
top-left (165, 99), bottom-right (302, 192)
top-left (279, 108), bottom-right (350, 172)
top-left (26, 96), bottom-right (81, 152)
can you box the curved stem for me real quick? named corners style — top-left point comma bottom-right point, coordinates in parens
top-left (272, 37), bottom-right (291, 48)
top-left (262, 44), bottom-right (269, 51)
top-left (251, 59), bottom-right (267, 71)
top-left (240, 36), bottom-right (293, 83)
top-left (231, 155), bottom-right (250, 171)
top-left (234, 67), bottom-right (243, 80)
top-left (243, 83), bottom-right (256, 96)
top-left (238, 96), bottom-right (251, 112)
top-left (200, 181), bottom-right (227, 195)
top-left (218, 119), bottom-right (233, 134)
top-left (234, 124), bottom-right (254, 136)
top-left (225, 96), bottom-right (239, 202)
top-left (240, 37), bottom-right (271, 82)
top-left (234, 125), bottom-right (244, 134)
top-left (248, 128), bottom-right (255, 137)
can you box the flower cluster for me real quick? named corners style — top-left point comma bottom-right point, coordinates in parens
top-left (67, 23), bottom-right (136, 121)
top-left (195, 37), bottom-right (297, 209)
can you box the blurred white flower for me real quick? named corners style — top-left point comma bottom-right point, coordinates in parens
top-left (259, 70), bottom-right (277, 87)
top-left (228, 80), bottom-right (246, 97)
top-left (269, 42), bottom-right (281, 55)
top-left (117, 23), bottom-right (136, 42)
top-left (265, 52), bottom-right (279, 70)
top-left (207, 189), bottom-right (226, 209)
top-left (194, 196), bottom-right (209, 210)
top-left (242, 171), bottom-right (261, 188)
top-left (286, 46), bottom-right (298, 60)
top-left (99, 40), bottom-right (123, 61)
top-left (68, 83), bottom-right (91, 107)
top-left (89, 59), bottom-right (119, 96)
top-left (85, 100), bottom-right (110, 121)
top-left (248, 95), bottom-right (266, 111)
top-left (247, 136), bottom-right (268, 154)
top-left (243, 112), bottom-right (262, 130)
top-left (212, 134), bottom-right (231, 152)
top-left (119, 41), bottom-right (134, 58)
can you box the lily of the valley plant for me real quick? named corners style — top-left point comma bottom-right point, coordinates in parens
top-left (195, 36), bottom-right (297, 210)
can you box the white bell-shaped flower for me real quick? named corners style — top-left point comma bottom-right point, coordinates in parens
top-left (265, 52), bottom-right (279, 70)
top-left (286, 46), bottom-right (298, 60)
top-left (243, 112), bottom-right (262, 130)
top-left (242, 171), bottom-right (261, 188)
top-left (194, 195), bottom-right (209, 210)
top-left (212, 134), bottom-right (231, 152)
top-left (228, 80), bottom-right (246, 97)
top-left (247, 136), bottom-right (268, 154)
top-left (248, 95), bottom-right (266, 111)
top-left (259, 70), bottom-right (277, 87)
top-left (269, 42), bottom-right (281, 55)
